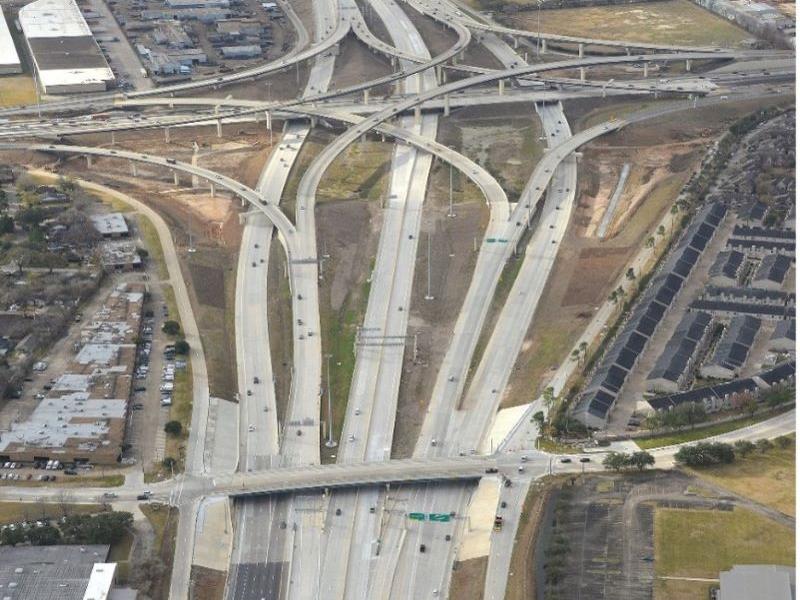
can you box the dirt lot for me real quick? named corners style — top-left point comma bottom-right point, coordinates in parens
top-left (190, 566), bottom-right (227, 600)
top-left (449, 557), bottom-right (487, 600)
top-left (503, 0), bottom-right (752, 48)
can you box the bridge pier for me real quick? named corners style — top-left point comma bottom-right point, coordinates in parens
top-left (685, 58), bottom-right (692, 72)
top-left (130, 161), bottom-right (137, 177)
top-left (110, 131), bottom-right (116, 146)
top-left (578, 42), bottom-right (584, 58)
top-left (265, 110), bottom-right (273, 146)
top-left (164, 127), bottom-right (171, 144)
top-left (643, 62), bottom-right (649, 78)
top-left (395, 78), bottom-right (402, 95)
top-left (625, 47), bottom-right (631, 56)
top-left (541, 39), bottom-right (547, 54)
top-left (173, 171), bottom-right (180, 186)
top-left (310, 116), bottom-right (318, 128)
top-left (498, 79), bottom-right (505, 96)
top-left (414, 105), bottom-right (421, 125)
top-left (443, 93), bottom-right (450, 117)
top-left (363, 89), bottom-right (369, 105)
top-left (216, 119), bottom-right (222, 138)
top-left (579, 67), bottom-right (586, 82)
top-left (86, 155), bottom-right (92, 169)
top-left (210, 182), bottom-right (216, 197)
top-left (513, 36), bottom-right (519, 49)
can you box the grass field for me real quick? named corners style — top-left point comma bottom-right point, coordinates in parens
top-left (687, 436), bottom-right (795, 516)
top-left (318, 141), bottom-right (393, 203)
top-left (506, 0), bottom-right (751, 47)
top-left (0, 473), bottom-right (125, 488)
top-left (0, 76), bottom-right (36, 107)
top-left (635, 413), bottom-right (781, 449)
top-left (0, 502), bottom-right (107, 525)
top-left (654, 507), bottom-right (795, 580)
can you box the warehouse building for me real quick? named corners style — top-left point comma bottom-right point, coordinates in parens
top-left (0, 545), bottom-right (116, 600)
top-left (18, 0), bottom-right (115, 94)
top-left (0, 6), bottom-right (22, 74)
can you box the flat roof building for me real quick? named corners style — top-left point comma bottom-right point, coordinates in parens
top-left (19, 0), bottom-right (115, 94)
top-left (718, 565), bottom-right (795, 600)
top-left (0, 6), bottom-right (22, 74)
top-left (90, 213), bottom-right (129, 237)
top-left (0, 545), bottom-right (110, 600)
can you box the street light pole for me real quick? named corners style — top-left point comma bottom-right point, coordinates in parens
top-left (536, 0), bottom-right (542, 59)
top-left (447, 163), bottom-right (455, 218)
top-left (324, 354), bottom-right (337, 448)
top-left (425, 232), bottom-right (434, 300)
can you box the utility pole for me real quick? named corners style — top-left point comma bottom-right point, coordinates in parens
top-left (425, 232), bottom-right (434, 300)
top-left (324, 354), bottom-right (337, 448)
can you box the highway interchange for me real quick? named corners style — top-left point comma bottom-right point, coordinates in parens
top-left (0, 0), bottom-right (794, 598)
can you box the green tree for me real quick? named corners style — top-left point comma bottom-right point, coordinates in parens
top-left (0, 215), bottom-right (12, 234)
top-left (775, 436), bottom-right (793, 449)
top-left (162, 456), bottom-right (177, 469)
top-left (174, 339), bottom-right (190, 355)
top-left (602, 452), bottom-right (629, 471)
top-left (162, 320), bottom-right (181, 336)
top-left (164, 420), bottom-right (182, 436)
top-left (629, 451), bottom-right (655, 471)
top-left (755, 438), bottom-right (773, 453)
top-left (26, 524), bottom-right (62, 545)
top-left (734, 440), bottom-right (755, 457)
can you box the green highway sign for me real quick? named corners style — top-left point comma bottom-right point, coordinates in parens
top-left (486, 238), bottom-right (497, 243)
top-left (408, 512), bottom-right (426, 521)
top-left (429, 513), bottom-right (451, 522)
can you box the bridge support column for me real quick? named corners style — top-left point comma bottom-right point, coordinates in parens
top-left (498, 79), bottom-right (505, 96)
top-left (414, 105), bottom-right (421, 125)
top-left (216, 119), bottom-right (222, 138)
top-left (443, 94), bottom-right (450, 117)
top-left (541, 39), bottom-right (547, 54)
top-left (130, 161), bottom-right (137, 177)
top-left (173, 171), bottom-right (180, 186)
top-left (214, 104), bottom-right (220, 115)
top-left (363, 89), bottom-right (369, 105)
top-left (310, 116), bottom-right (318, 128)
top-left (579, 67), bottom-right (586, 82)
top-left (210, 183), bottom-right (216, 197)
top-left (86, 155), bottom-right (92, 169)
top-left (391, 55), bottom-right (398, 68)
top-left (685, 58), bottom-right (692, 72)
top-left (578, 42), bottom-right (584, 58)
top-left (265, 111), bottom-right (273, 146)
top-left (513, 36), bottom-right (519, 49)
top-left (395, 78), bottom-right (403, 95)
top-left (435, 65), bottom-right (442, 84)
top-left (164, 127), bottom-right (170, 143)
top-left (643, 62), bottom-right (648, 78)
top-left (110, 131), bottom-right (116, 146)
top-left (625, 47), bottom-right (631, 56)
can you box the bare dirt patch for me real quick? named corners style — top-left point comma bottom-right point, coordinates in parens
top-left (190, 566), bottom-right (227, 600)
top-left (449, 557), bottom-right (487, 600)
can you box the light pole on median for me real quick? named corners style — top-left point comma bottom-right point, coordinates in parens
top-left (447, 163), bottom-right (455, 218)
top-left (324, 354), bottom-right (337, 448)
top-left (536, 0), bottom-right (542, 59)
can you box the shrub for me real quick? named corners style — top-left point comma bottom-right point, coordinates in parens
top-left (162, 320), bottom-right (181, 336)
top-left (164, 420), bottom-right (182, 436)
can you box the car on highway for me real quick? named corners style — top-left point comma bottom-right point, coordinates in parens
top-left (560, 458), bottom-right (572, 463)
